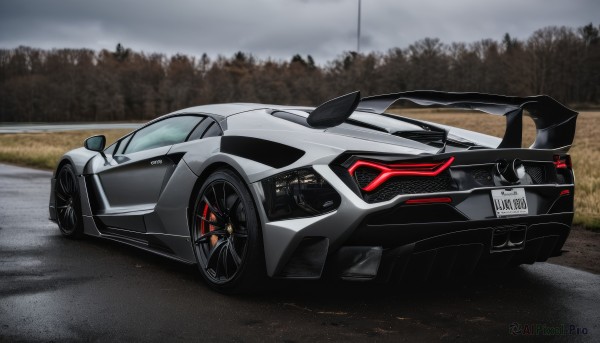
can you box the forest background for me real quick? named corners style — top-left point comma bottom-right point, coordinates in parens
top-left (1, 24), bottom-right (599, 122)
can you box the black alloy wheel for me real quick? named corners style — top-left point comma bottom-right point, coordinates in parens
top-left (55, 164), bottom-right (84, 238)
top-left (191, 169), bottom-right (265, 293)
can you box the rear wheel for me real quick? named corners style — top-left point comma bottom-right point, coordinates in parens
top-left (191, 169), bottom-right (266, 293)
top-left (55, 164), bottom-right (84, 238)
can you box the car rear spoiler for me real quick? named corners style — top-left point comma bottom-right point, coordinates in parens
top-left (307, 91), bottom-right (361, 128)
top-left (357, 91), bottom-right (578, 151)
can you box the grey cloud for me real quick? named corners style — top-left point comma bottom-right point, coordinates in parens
top-left (0, 0), bottom-right (598, 63)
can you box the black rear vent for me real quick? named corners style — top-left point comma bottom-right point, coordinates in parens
top-left (354, 167), bottom-right (380, 188)
top-left (545, 163), bottom-right (571, 184)
top-left (364, 171), bottom-right (456, 203)
top-left (524, 164), bottom-right (546, 184)
top-left (394, 130), bottom-right (446, 146)
top-left (470, 167), bottom-right (495, 186)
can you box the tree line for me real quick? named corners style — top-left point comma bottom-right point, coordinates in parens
top-left (0, 23), bottom-right (598, 122)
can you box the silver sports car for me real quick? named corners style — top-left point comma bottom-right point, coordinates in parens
top-left (49, 91), bottom-right (577, 292)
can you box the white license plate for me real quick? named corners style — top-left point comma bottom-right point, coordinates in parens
top-left (491, 188), bottom-right (529, 217)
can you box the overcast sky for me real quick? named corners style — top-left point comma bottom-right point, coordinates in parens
top-left (0, 0), bottom-right (598, 63)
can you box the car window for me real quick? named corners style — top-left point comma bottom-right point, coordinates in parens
top-left (116, 134), bottom-right (132, 155)
top-left (186, 117), bottom-right (210, 141)
top-left (104, 142), bottom-right (116, 155)
top-left (187, 118), bottom-right (223, 141)
top-left (125, 116), bottom-right (202, 154)
top-left (202, 122), bottom-right (223, 138)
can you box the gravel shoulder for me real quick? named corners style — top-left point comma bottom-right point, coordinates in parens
top-left (549, 225), bottom-right (600, 274)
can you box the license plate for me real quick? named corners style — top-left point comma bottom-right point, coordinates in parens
top-left (491, 188), bottom-right (528, 217)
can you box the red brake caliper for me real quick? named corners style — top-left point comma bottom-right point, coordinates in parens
top-left (200, 203), bottom-right (218, 247)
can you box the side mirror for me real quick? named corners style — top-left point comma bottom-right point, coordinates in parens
top-left (84, 135), bottom-right (106, 152)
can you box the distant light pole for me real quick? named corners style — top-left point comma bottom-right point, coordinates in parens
top-left (357, 0), bottom-right (361, 53)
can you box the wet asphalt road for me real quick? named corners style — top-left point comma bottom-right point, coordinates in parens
top-left (0, 163), bottom-right (599, 342)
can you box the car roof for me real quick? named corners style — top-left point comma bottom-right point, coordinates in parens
top-left (173, 103), bottom-right (314, 117)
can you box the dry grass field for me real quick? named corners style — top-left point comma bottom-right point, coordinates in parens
top-left (0, 110), bottom-right (598, 229)
top-left (0, 129), bottom-right (131, 170)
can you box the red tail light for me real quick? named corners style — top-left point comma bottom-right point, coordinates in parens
top-left (348, 156), bottom-right (455, 192)
top-left (553, 155), bottom-right (572, 169)
top-left (405, 197), bottom-right (452, 204)
top-left (560, 189), bottom-right (570, 196)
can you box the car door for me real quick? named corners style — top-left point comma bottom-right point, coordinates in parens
top-left (96, 115), bottom-right (203, 213)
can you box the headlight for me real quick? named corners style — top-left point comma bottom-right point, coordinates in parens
top-left (261, 168), bottom-right (341, 221)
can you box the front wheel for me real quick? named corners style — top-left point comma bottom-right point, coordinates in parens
top-left (191, 169), bottom-right (266, 293)
top-left (55, 164), bottom-right (84, 238)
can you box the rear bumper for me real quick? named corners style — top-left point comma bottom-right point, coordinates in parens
top-left (333, 213), bottom-right (571, 283)
top-left (267, 208), bottom-right (573, 281)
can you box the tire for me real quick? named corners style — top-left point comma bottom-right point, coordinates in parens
top-left (190, 169), bottom-right (266, 293)
top-left (55, 164), bottom-right (84, 238)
